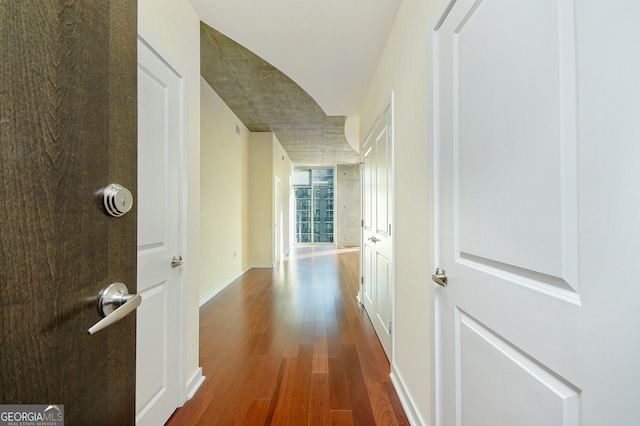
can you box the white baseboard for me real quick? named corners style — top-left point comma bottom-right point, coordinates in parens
top-left (250, 263), bottom-right (274, 268)
top-left (390, 364), bottom-right (425, 426)
top-left (185, 367), bottom-right (205, 402)
top-left (199, 267), bottom-right (249, 307)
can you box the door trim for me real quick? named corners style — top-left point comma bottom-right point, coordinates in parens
top-left (137, 28), bottom-right (191, 406)
top-left (432, 10), bottom-right (444, 426)
top-left (432, 3), bottom-right (459, 423)
top-left (274, 175), bottom-right (282, 264)
top-left (359, 92), bottom-right (395, 360)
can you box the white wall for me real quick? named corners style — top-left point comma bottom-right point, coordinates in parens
top-left (359, 0), bottom-right (445, 423)
top-left (200, 78), bottom-right (251, 299)
top-left (138, 0), bottom-right (202, 399)
top-left (272, 135), bottom-right (293, 257)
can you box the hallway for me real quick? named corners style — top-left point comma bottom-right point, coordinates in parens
top-left (166, 246), bottom-right (408, 425)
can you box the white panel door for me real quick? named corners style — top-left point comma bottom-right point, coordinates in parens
top-left (362, 102), bottom-right (393, 358)
top-left (136, 37), bottom-right (182, 426)
top-left (434, 0), bottom-right (640, 425)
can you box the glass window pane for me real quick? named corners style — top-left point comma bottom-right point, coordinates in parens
top-left (294, 185), bottom-right (312, 243)
top-left (294, 168), bottom-right (334, 244)
top-left (293, 169), bottom-right (311, 186)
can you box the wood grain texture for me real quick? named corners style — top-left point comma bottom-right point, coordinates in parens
top-left (330, 410), bottom-right (355, 426)
top-left (309, 373), bottom-right (330, 425)
top-left (385, 381), bottom-right (411, 425)
top-left (0, 0), bottom-right (137, 424)
top-left (366, 379), bottom-right (400, 426)
top-left (166, 246), bottom-right (408, 425)
top-left (243, 399), bottom-right (271, 425)
top-left (312, 336), bottom-right (329, 373)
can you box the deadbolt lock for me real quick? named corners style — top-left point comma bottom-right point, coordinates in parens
top-left (103, 183), bottom-right (133, 217)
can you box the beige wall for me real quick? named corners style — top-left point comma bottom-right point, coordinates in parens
top-left (359, 0), bottom-right (445, 423)
top-left (248, 132), bottom-right (293, 266)
top-left (200, 78), bottom-right (251, 297)
top-left (199, 88), bottom-right (292, 291)
top-left (248, 133), bottom-right (275, 266)
top-left (138, 0), bottom-right (202, 398)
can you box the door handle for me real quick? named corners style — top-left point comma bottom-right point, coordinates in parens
top-left (431, 268), bottom-right (448, 287)
top-left (88, 282), bottom-right (141, 335)
top-left (171, 256), bottom-right (183, 268)
top-left (368, 236), bottom-right (380, 243)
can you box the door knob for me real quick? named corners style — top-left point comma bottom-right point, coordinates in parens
top-left (88, 282), bottom-right (141, 335)
top-left (432, 268), bottom-right (448, 287)
top-left (171, 256), bottom-right (183, 268)
top-left (102, 183), bottom-right (133, 217)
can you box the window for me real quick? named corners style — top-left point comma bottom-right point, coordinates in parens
top-left (293, 168), bottom-right (334, 243)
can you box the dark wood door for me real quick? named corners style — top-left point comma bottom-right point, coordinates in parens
top-left (0, 2), bottom-right (137, 424)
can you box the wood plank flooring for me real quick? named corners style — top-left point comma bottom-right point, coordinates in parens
top-left (166, 246), bottom-right (409, 425)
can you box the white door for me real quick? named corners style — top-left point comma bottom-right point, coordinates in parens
top-left (274, 176), bottom-right (282, 262)
top-left (434, 0), bottom-right (640, 425)
top-left (136, 37), bottom-right (183, 426)
top-left (362, 102), bottom-right (393, 358)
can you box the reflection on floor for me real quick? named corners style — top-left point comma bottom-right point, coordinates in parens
top-left (166, 245), bottom-right (408, 425)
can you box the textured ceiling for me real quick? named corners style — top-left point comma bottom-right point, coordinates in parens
top-left (201, 23), bottom-right (359, 166)
top-left (191, 0), bottom-right (402, 117)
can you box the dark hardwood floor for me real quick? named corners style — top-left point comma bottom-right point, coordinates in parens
top-left (166, 245), bottom-right (409, 425)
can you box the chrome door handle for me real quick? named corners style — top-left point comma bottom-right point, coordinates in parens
top-left (431, 268), bottom-right (448, 287)
top-left (171, 256), bottom-right (183, 268)
top-left (88, 282), bottom-right (141, 335)
top-left (368, 236), bottom-right (380, 243)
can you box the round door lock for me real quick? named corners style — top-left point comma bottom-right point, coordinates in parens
top-left (103, 183), bottom-right (133, 217)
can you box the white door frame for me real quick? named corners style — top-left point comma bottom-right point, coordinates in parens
top-left (359, 92), bottom-right (395, 359)
top-left (137, 28), bottom-right (188, 407)
top-left (432, 8), bottom-right (445, 425)
top-left (274, 175), bottom-right (282, 263)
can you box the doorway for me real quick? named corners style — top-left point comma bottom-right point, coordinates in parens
top-left (274, 176), bottom-right (282, 262)
top-left (136, 32), bottom-right (184, 426)
top-left (361, 98), bottom-right (394, 359)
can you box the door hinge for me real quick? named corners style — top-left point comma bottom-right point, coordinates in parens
top-left (360, 276), bottom-right (364, 285)
top-left (388, 224), bottom-right (391, 236)
top-left (388, 322), bottom-right (392, 333)
top-left (361, 219), bottom-right (364, 227)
